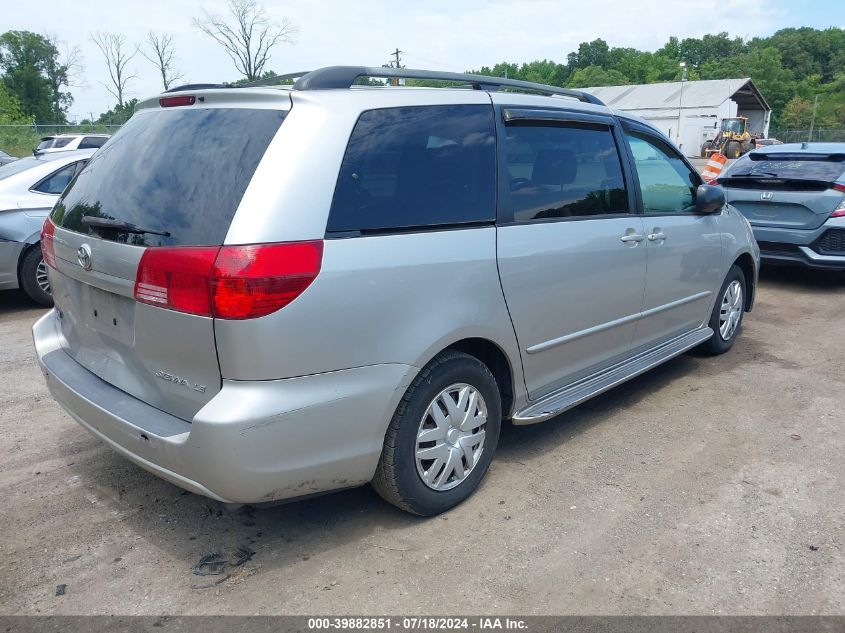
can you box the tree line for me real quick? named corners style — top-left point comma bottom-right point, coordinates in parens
top-left (1, 3), bottom-right (843, 132)
top-left (470, 28), bottom-right (845, 130)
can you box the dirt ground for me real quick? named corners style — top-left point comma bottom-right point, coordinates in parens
top-left (0, 266), bottom-right (843, 615)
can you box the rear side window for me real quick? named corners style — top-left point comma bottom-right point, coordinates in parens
top-left (503, 123), bottom-right (627, 221)
top-left (32, 162), bottom-right (79, 194)
top-left (79, 136), bottom-right (107, 149)
top-left (52, 137), bottom-right (73, 148)
top-left (52, 108), bottom-right (285, 246)
top-left (327, 105), bottom-right (496, 234)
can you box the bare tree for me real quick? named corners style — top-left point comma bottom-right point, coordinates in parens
top-left (193, 0), bottom-right (297, 82)
top-left (140, 32), bottom-right (184, 91)
top-left (90, 32), bottom-right (138, 107)
top-left (43, 32), bottom-right (84, 120)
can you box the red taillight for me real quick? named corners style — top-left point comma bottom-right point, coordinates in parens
top-left (41, 218), bottom-right (56, 268)
top-left (135, 246), bottom-right (218, 316)
top-left (213, 242), bottom-right (324, 319)
top-left (834, 184), bottom-right (845, 218)
top-left (134, 241), bottom-right (323, 320)
top-left (159, 95), bottom-right (196, 108)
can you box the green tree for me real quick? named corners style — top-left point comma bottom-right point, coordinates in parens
top-left (95, 98), bottom-right (139, 125)
top-left (0, 30), bottom-right (62, 123)
top-left (780, 96), bottom-right (813, 129)
top-left (567, 66), bottom-right (629, 88)
top-left (0, 81), bottom-right (30, 123)
top-left (567, 39), bottom-right (610, 71)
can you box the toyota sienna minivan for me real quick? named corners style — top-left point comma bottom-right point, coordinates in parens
top-left (33, 67), bottom-right (759, 515)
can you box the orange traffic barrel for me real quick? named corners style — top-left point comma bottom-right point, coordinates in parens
top-left (701, 153), bottom-right (728, 183)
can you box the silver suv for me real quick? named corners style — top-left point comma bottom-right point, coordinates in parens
top-left (33, 67), bottom-right (759, 515)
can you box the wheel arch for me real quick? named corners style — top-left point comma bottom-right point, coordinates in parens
top-left (17, 240), bottom-right (41, 282)
top-left (732, 251), bottom-right (756, 311)
top-left (443, 338), bottom-right (515, 420)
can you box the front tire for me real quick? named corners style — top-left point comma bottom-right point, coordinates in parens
top-left (372, 351), bottom-right (502, 516)
top-left (699, 265), bottom-right (745, 355)
top-left (19, 245), bottom-right (53, 307)
top-left (725, 141), bottom-right (741, 159)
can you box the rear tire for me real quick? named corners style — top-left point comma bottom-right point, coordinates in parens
top-left (372, 351), bottom-right (501, 516)
top-left (700, 141), bottom-right (712, 158)
top-left (699, 265), bottom-right (745, 355)
top-left (19, 245), bottom-right (53, 307)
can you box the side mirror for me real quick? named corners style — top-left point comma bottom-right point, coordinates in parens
top-left (695, 184), bottom-right (725, 214)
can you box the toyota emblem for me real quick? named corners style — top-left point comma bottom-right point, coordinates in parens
top-left (77, 244), bottom-right (93, 270)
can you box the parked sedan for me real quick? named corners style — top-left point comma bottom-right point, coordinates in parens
top-left (719, 143), bottom-right (845, 271)
top-left (0, 150), bottom-right (94, 305)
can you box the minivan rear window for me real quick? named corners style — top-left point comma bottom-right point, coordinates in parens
top-left (52, 107), bottom-right (286, 247)
top-left (327, 105), bottom-right (496, 234)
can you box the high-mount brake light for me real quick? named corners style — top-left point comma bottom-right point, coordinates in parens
top-left (159, 95), bottom-right (196, 107)
top-left (41, 218), bottom-right (57, 268)
top-left (134, 241), bottom-right (324, 319)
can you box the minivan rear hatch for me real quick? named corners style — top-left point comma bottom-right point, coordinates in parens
top-left (47, 96), bottom-right (288, 420)
top-left (720, 151), bottom-right (845, 230)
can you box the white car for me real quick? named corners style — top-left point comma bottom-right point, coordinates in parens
top-left (34, 134), bottom-right (110, 155)
top-left (0, 150), bottom-right (95, 304)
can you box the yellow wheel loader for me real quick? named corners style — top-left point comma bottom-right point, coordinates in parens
top-left (701, 116), bottom-right (758, 159)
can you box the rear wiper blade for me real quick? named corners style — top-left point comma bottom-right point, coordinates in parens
top-left (724, 172), bottom-right (780, 178)
top-left (82, 216), bottom-right (171, 237)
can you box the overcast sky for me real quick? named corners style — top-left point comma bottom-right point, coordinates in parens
top-left (4, 0), bottom-right (841, 121)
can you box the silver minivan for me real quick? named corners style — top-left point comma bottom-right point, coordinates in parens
top-left (33, 67), bottom-right (759, 515)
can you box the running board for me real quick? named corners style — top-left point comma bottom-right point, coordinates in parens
top-left (512, 327), bottom-right (714, 425)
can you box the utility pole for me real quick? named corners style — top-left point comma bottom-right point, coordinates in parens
top-left (677, 61), bottom-right (687, 150)
top-left (808, 94), bottom-right (819, 143)
top-left (387, 48), bottom-right (404, 86)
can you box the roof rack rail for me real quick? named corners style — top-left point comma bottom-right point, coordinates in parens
top-left (285, 66), bottom-right (604, 105)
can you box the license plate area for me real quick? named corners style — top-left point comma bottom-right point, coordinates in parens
top-left (56, 277), bottom-right (136, 349)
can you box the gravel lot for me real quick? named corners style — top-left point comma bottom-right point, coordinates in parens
top-left (0, 265), bottom-right (843, 615)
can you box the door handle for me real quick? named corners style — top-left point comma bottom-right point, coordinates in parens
top-left (647, 232), bottom-right (667, 241)
top-left (620, 233), bottom-right (644, 243)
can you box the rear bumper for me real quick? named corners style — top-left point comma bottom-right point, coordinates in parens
top-left (753, 217), bottom-right (845, 271)
top-left (33, 310), bottom-right (417, 503)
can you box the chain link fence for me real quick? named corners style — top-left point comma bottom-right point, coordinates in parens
top-left (768, 128), bottom-right (845, 143)
top-left (0, 123), bottom-right (124, 157)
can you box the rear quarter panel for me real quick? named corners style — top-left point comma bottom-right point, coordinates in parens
top-left (214, 227), bottom-right (524, 398)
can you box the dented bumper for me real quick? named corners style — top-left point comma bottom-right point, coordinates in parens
top-left (33, 309), bottom-right (416, 503)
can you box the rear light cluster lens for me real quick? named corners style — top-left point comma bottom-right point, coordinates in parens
top-left (134, 241), bottom-right (324, 320)
top-left (41, 218), bottom-right (57, 268)
top-left (833, 183), bottom-right (845, 218)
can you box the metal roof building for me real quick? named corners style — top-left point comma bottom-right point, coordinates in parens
top-left (586, 78), bottom-right (771, 157)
